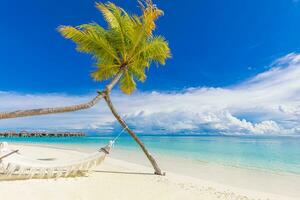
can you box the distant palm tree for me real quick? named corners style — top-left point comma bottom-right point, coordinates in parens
top-left (0, 1), bottom-right (170, 175)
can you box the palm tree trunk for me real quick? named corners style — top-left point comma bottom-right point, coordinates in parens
top-left (103, 92), bottom-right (165, 176)
top-left (0, 94), bottom-right (102, 119)
top-left (0, 70), bottom-right (124, 120)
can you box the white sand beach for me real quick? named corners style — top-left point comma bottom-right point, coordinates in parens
top-left (0, 144), bottom-right (299, 200)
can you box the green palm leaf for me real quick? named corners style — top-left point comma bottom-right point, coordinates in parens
top-left (58, 25), bottom-right (120, 64)
top-left (119, 71), bottom-right (136, 94)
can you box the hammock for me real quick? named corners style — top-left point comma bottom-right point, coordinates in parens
top-left (0, 141), bottom-right (114, 180)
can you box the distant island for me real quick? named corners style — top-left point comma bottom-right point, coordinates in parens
top-left (0, 130), bottom-right (85, 137)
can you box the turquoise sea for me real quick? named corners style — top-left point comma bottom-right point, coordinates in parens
top-left (1, 135), bottom-right (300, 175)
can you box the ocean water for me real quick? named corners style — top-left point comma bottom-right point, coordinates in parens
top-left (1, 135), bottom-right (300, 175)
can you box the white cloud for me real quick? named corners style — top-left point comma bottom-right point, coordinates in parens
top-left (1, 53), bottom-right (300, 135)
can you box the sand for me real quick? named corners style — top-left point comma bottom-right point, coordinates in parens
top-left (0, 144), bottom-right (298, 200)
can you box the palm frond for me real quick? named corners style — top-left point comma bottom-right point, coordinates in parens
top-left (128, 61), bottom-right (147, 82)
top-left (130, 36), bottom-right (171, 65)
top-left (119, 71), bottom-right (136, 94)
top-left (127, 0), bottom-right (163, 60)
top-left (144, 36), bottom-right (171, 64)
top-left (58, 25), bottom-right (121, 64)
top-left (139, 0), bottom-right (164, 36)
top-left (91, 63), bottom-right (120, 81)
top-left (96, 2), bottom-right (134, 60)
top-left (96, 2), bottom-right (122, 29)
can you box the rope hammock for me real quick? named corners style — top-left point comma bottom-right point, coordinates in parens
top-left (0, 128), bottom-right (126, 180)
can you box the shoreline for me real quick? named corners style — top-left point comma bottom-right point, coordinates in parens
top-left (0, 143), bottom-right (299, 200)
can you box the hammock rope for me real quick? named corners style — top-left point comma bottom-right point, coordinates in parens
top-left (112, 126), bottom-right (128, 144)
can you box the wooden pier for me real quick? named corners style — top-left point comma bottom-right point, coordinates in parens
top-left (0, 131), bottom-right (85, 137)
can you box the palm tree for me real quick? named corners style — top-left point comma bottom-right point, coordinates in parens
top-left (0, 0), bottom-right (170, 175)
top-left (59, 1), bottom-right (170, 175)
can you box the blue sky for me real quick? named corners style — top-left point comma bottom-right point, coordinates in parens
top-left (1, 0), bottom-right (300, 93)
top-left (1, 0), bottom-right (300, 135)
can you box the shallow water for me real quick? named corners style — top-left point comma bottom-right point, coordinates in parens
top-left (1, 135), bottom-right (300, 174)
